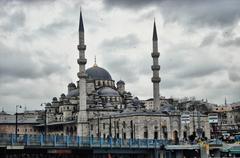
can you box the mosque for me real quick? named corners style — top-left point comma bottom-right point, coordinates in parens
top-left (40, 11), bottom-right (211, 141)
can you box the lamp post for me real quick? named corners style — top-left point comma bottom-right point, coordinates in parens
top-left (109, 115), bottom-right (112, 137)
top-left (40, 103), bottom-right (47, 138)
top-left (15, 105), bottom-right (22, 138)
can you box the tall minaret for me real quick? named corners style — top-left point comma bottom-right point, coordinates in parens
top-left (151, 20), bottom-right (161, 110)
top-left (77, 10), bottom-right (87, 124)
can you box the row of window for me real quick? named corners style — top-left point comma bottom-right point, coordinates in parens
top-left (95, 80), bottom-right (115, 87)
top-left (17, 128), bottom-right (37, 132)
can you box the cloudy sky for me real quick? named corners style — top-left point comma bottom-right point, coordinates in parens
top-left (0, 0), bottom-right (240, 113)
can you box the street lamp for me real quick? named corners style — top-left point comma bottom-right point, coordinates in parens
top-left (40, 103), bottom-right (47, 138)
top-left (15, 105), bottom-right (22, 137)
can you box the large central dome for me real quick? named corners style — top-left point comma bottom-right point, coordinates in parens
top-left (86, 65), bottom-right (112, 80)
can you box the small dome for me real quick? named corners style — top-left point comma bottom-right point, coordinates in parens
top-left (60, 93), bottom-right (66, 98)
top-left (98, 87), bottom-right (119, 97)
top-left (52, 97), bottom-right (58, 101)
top-left (86, 66), bottom-right (112, 80)
top-left (117, 80), bottom-right (125, 85)
top-left (68, 82), bottom-right (76, 88)
top-left (133, 97), bottom-right (141, 106)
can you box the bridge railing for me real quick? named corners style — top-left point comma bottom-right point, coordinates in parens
top-left (0, 133), bottom-right (172, 149)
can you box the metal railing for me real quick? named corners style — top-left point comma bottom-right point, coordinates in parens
top-left (0, 133), bottom-right (171, 149)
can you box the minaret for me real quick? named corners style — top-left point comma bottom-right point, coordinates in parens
top-left (77, 10), bottom-right (88, 124)
top-left (151, 20), bottom-right (161, 110)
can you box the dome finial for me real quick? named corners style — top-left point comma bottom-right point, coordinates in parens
top-left (93, 55), bottom-right (98, 67)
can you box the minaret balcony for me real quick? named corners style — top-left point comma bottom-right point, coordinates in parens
top-left (78, 44), bottom-right (86, 51)
top-left (151, 52), bottom-right (160, 58)
top-left (77, 58), bottom-right (87, 65)
top-left (151, 65), bottom-right (160, 71)
top-left (151, 77), bottom-right (161, 83)
top-left (77, 72), bottom-right (88, 79)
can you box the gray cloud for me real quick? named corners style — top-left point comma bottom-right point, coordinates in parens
top-left (104, 0), bottom-right (160, 9)
top-left (229, 71), bottom-right (240, 82)
top-left (220, 37), bottom-right (240, 47)
top-left (104, 57), bottom-right (140, 83)
top-left (200, 32), bottom-right (217, 47)
top-left (37, 20), bottom-right (72, 36)
top-left (0, 0), bottom-right (56, 5)
top-left (176, 63), bottom-right (224, 79)
top-left (100, 34), bottom-right (140, 52)
top-left (103, 0), bottom-right (240, 28)
top-left (0, 10), bottom-right (26, 32)
top-left (99, 34), bottom-right (150, 84)
top-left (228, 66), bottom-right (240, 82)
top-left (0, 42), bottom-right (67, 81)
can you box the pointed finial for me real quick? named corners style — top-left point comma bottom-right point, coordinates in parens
top-left (153, 19), bottom-right (158, 41)
top-left (93, 55), bottom-right (97, 67)
top-left (79, 8), bottom-right (84, 32)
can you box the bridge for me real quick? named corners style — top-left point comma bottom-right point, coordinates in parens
top-left (0, 133), bottom-right (203, 158)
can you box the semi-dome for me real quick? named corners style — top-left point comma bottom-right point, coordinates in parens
top-left (86, 66), bottom-right (112, 80)
top-left (98, 87), bottom-right (119, 97)
top-left (117, 80), bottom-right (125, 85)
top-left (68, 82), bottom-right (76, 88)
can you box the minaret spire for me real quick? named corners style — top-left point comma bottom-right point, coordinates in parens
top-left (153, 19), bottom-right (158, 41)
top-left (151, 20), bottom-right (161, 111)
top-left (79, 9), bottom-right (84, 32)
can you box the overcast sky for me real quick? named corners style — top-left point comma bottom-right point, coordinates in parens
top-left (0, 0), bottom-right (240, 113)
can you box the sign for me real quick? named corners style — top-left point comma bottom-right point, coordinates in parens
top-left (181, 114), bottom-right (190, 124)
top-left (208, 113), bottom-right (218, 124)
